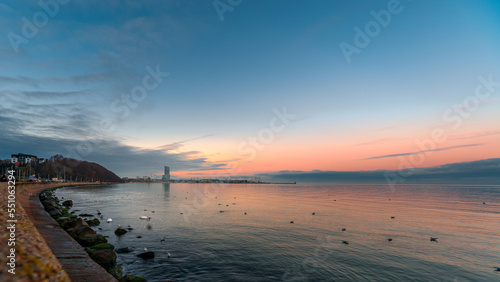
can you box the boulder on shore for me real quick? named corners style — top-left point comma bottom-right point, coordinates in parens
top-left (63, 217), bottom-right (89, 230)
top-left (86, 218), bottom-right (101, 226)
top-left (76, 234), bottom-right (108, 247)
top-left (114, 228), bottom-right (128, 236)
top-left (56, 217), bottom-right (72, 225)
top-left (90, 249), bottom-right (116, 269)
top-left (90, 243), bottom-right (115, 250)
top-left (62, 200), bottom-right (73, 206)
top-left (48, 208), bottom-right (63, 217)
top-left (108, 264), bottom-right (123, 279)
top-left (67, 224), bottom-right (96, 236)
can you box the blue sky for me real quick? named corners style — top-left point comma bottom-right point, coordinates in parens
top-left (1, 0), bottom-right (499, 179)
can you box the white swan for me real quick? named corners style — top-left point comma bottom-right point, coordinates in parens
top-left (106, 218), bottom-right (112, 223)
top-left (140, 216), bottom-right (151, 220)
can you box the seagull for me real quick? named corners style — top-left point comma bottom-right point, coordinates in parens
top-left (167, 252), bottom-right (171, 259)
top-left (117, 224), bottom-right (121, 228)
top-left (144, 247), bottom-right (148, 252)
top-left (106, 218), bottom-right (112, 223)
top-left (97, 210), bottom-right (101, 215)
top-left (430, 237), bottom-right (438, 242)
top-left (160, 237), bottom-right (166, 242)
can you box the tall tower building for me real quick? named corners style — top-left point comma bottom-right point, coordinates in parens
top-left (162, 166), bottom-right (170, 182)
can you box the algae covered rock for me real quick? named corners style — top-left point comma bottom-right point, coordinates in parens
top-left (63, 217), bottom-right (88, 230)
top-left (67, 224), bottom-right (96, 236)
top-left (90, 243), bottom-right (115, 250)
top-left (77, 234), bottom-right (107, 247)
top-left (86, 218), bottom-right (101, 226)
top-left (108, 264), bottom-right (123, 279)
top-left (90, 249), bottom-right (116, 269)
top-left (48, 208), bottom-right (63, 217)
top-left (114, 228), bottom-right (128, 236)
top-left (62, 200), bottom-right (73, 206)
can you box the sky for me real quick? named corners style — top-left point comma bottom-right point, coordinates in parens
top-left (1, 0), bottom-right (499, 182)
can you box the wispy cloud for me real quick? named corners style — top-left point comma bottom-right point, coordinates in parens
top-left (449, 131), bottom-right (500, 141)
top-left (156, 134), bottom-right (215, 152)
top-left (362, 143), bottom-right (484, 160)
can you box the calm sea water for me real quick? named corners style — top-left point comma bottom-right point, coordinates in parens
top-left (55, 183), bottom-right (500, 282)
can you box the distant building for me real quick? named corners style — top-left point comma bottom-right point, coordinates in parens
top-left (11, 153), bottom-right (38, 165)
top-left (162, 166), bottom-right (170, 182)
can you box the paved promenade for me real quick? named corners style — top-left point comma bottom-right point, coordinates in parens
top-left (1, 182), bottom-right (117, 281)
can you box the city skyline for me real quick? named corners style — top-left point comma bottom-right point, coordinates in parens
top-left (1, 1), bottom-right (499, 180)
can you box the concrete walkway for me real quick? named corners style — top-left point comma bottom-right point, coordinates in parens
top-left (18, 183), bottom-right (117, 282)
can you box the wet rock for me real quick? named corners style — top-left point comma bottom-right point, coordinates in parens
top-left (108, 264), bottom-right (123, 279)
top-left (90, 249), bottom-right (116, 269)
top-left (62, 200), bottom-right (73, 206)
top-left (137, 251), bottom-right (154, 259)
top-left (86, 218), bottom-right (101, 226)
top-left (67, 224), bottom-right (96, 236)
top-left (115, 247), bottom-right (134, 253)
top-left (56, 217), bottom-right (72, 225)
top-left (77, 234), bottom-right (108, 247)
top-left (63, 217), bottom-right (88, 230)
top-left (79, 213), bottom-right (94, 217)
top-left (48, 209), bottom-right (62, 217)
top-left (90, 243), bottom-right (115, 250)
top-left (115, 228), bottom-right (128, 236)
top-left (118, 274), bottom-right (147, 282)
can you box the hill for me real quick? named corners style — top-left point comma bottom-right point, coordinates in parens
top-left (35, 155), bottom-right (121, 182)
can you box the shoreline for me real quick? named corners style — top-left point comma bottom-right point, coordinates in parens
top-left (1, 182), bottom-right (117, 281)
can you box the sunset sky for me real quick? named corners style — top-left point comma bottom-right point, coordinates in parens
top-left (1, 0), bottom-right (499, 179)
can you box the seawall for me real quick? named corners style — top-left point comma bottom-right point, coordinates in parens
top-left (0, 182), bottom-right (117, 281)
